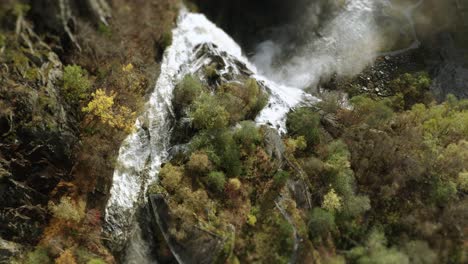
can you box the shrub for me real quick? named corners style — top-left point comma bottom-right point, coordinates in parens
top-left (244, 78), bottom-right (269, 117)
top-left (160, 31), bottom-right (173, 49)
top-left (205, 171), bottom-right (227, 193)
top-left (234, 121), bottom-right (261, 151)
top-left (227, 178), bottom-right (241, 192)
top-left (217, 79), bottom-right (268, 121)
top-left (390, 72), bottom-right (432, 109)
top-left (402, 240), bottom-right (437, 264)
top-left (55, 249), bottom-right (77, 264)
top-left (342, 195), bottom-right (371, 218)
top-left (247, 214), bottom-right (257, 226)
top-left (82, 89), bottom-right (136, 133)
top-left (48, 196), bottom-right (86, 223)
top-left (350, 229), bottom-right (410, 264)
top-left (159, 164), bottom-right (184, 192)
top-left (350, 96), bottom-right (394, 126)
top-left (25, 247), bottom-right (52, 264)
top-left (432, 179), bottom-right (457, 205)
top-left (308, 207), bottom-right (335, 238)
top-left (87, 258), bottom-right (107, 264)
top-left (286, 107), bottom-right (321, 147)
top-left (173, 75), bottom-right (204, 113)
top-left (322, 188), bottom-right (342, 213)
top-left (458, 171), bottom-right (468, 192)
top-left (187, 151), bottom-right (211, 174)
top-left (204, 63), bottom-right (218, 79)
top-left (63, 65), bottom-right (91, 102)
top-left (273, 170), bottom-right (289, 187)
top-left (209, 130), bottom-right (242, 176)
top-left (285, 136), bottom-right (307, 153)
top-left (191, 94), bottom-right (229, 130)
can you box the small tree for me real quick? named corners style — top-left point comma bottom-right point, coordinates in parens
top-left (286, 107), bottom-right (320, 147)
top-left (308, 207), bottom-right (335, 238)
top-left (205, 171), bottom-right (227, 193)
top-left (48, 196), bottom-right (86, 223)
top-left (173, 75), bottom-right (205, 113)
top-left (63, 65), bottom-right (91, 102)
top-left (159, 164), bottom-right (183, 192)
top-left (82, 89), bottom-right (135, 133)
top-left (322, 188), bottom-right (342, 213)
top-left (190, 94), bottom-right (229, 130)
top-left (187, 151), bottom-right (211, 174)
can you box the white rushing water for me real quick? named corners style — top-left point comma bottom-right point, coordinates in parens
top-left (105, 1), bottom-right (428, 262)
top-left (104, 8), bottom-right (311, 263)
top-left (252, 0), bottom-right (425, 89)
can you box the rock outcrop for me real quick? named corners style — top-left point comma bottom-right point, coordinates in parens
top-left (148, 194), bottom-right (225, 264)
top-left (0, 7), bottom-right (77, 256)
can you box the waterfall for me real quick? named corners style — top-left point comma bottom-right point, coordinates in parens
top-left (104, 8), bottom-right (312, 262)
top-left (104, 1), bottom-right (428, 262)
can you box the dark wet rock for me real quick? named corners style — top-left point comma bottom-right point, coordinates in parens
top-left (0, 238), bottom-right (23, 263)
top-left (425, 33), bottom-right (468, 100)
top-left (29, 0), bottom-right (111, 50)
top-left (287, 180), bottom-right (312, 210)
top-left (191, 43), bottom-right (254, 87)
top-left (320, 112), bottom-right (343, 139)
top-left (262, 125), bottom-right (285, 165)
top-left (0, 16), bottom-right (77, 253)
top-left (148, 194), bottom-right (225, 264)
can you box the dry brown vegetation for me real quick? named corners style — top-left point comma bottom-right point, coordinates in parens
top-left (32, 0), bottom-right (179, 263)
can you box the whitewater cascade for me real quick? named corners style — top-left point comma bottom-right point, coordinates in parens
top-left (252, 0), bottom-right (424, 89)
top-left (104, 8), bottom-right (312, 263)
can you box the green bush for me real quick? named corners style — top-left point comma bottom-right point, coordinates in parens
top-left (187, 151), bottom-right (211, 175)
top-left (431, 179), bottom-right (457, 205)
top-left (204, 63), bottom-right (218, 79)
top-left (234, 121), bottom-right (261, 151)
top-left (159, 164), bottom-right (184, 192)
top-left (308, 207), bottom-right (336, 238)
top-left (342, 195), bottom-right (371, 218)
top-left (160, 31), bottom-right (173, 49)
top-left (350, 96), bottom-right (394, 126)
top-left (349, 229), bottom-right (410, 264)
top-left (191, 93), bottom-right (230, 130)
top-left (390, 72), bottom-right (432, 109)
top-left (286, 107), bottom-right (321, 147)
top-left (25, 247), bottom-right (52, 264)
top-left (63, 65), bottom-right (91, 102)
top-left (87, 258), bottom-right (107, 264)
top-left (205, 171), bottom-right (227, 193)
top-left (173, 75), bottom-right (205, 113)
top-left (217, 79), bottom-right (268, 122)
top-left (214, 131), bottom-right (242, 176)
top-left (273, 170), bottom-right (289, 187)
top-left (402, 240), bottom-right (437, 264)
